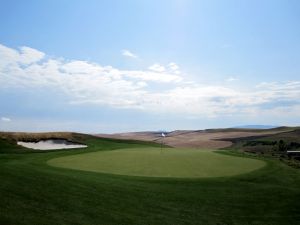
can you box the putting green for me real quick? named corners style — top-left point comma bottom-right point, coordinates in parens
top-left (48, 148), bottom-right (266, 178)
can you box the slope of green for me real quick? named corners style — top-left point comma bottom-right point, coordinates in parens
top-left (0, 135), bottom-right (300, 225)
top-left (0, 138), bottom-right (30, 153)
top-left (48, 148), bottom-right (265, 178)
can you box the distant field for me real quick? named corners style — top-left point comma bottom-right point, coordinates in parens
top-left (48, 148), bottom-right (265, 178)
top-left (97, 127), bottom-right (292, 149)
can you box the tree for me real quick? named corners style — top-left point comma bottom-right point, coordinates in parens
top-left (278, 140), bottom-right (287, 152)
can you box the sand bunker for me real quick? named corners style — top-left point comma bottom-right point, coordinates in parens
top-left (17, 139), bottom-right (87, 150)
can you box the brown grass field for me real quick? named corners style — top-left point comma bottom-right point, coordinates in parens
top-left (97, 127), bottom-right (293, 149)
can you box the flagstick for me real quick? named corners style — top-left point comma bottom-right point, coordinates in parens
top-left (160, 137), bottom-right (163, 154)
top-left (160, 132), bottom-right (165, 154)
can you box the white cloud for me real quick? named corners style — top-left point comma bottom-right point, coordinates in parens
top-left (168, 62), bottom-right (179, 71)
top-left (136, 81), bottom-right (147, 87)
top-left (148, 64), bottom-right (165, 72)
top-left (226, 76), bottom-right (238, 82)
top-left (1, 117), bottom-right (11, 122)
top-left (148, 62), bottom-right (180, 74)
top-left (112, 69), bottom-right (182, 83)
top-left (19, 46), bottom-right (45, 64)
top-left (168, 62), bottom-right (180, 74)
top-left (0, 44), bottom-right (45, 68)
top-left (121, 49), bottom-right (138, 59)
top-left (0, 44), bottom-right (300, 119)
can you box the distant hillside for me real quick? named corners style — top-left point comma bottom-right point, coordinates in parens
top-left (96, 127), bottom-right (294, 149)
top-left (225, 128), bottom-right (300, 168)
top-left (232, 125), bottom-right (278, 129)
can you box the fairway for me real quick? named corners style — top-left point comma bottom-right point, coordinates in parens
top-left (48, 148), bottom-right (265, 178)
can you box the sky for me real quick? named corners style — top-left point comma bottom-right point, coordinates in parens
top-left (0, 0), bottom-right (300, 133)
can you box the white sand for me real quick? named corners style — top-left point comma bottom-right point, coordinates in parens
top-left (17, 139), bottom-right (87, 150)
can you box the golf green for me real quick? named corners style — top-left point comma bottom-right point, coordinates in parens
top-left (48, 148), bottom-right (265, 178)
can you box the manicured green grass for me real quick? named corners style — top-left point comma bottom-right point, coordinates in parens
top-left (1, 135), bottom-right (300, 225)
top-left (48, 148), bottom-right (265, 178)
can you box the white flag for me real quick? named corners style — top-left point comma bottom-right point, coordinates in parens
top-left (161, 133), bottom-right (165, 137)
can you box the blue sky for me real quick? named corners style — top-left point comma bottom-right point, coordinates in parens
top-left (0, 0), bottom-right (300, 133)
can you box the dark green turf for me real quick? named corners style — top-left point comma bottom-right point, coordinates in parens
top-left (1, 136), bottom-right (300, 225)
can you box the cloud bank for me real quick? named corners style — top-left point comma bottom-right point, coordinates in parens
top-left (0, 44), bottom-right (299, 118)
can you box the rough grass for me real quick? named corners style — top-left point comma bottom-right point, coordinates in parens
top-left (48, 148), bottom-right (265, 178)
top-left (0, 131), bottom-right (77, 141)
top-left (1, 135), bottom-right (300, 225)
